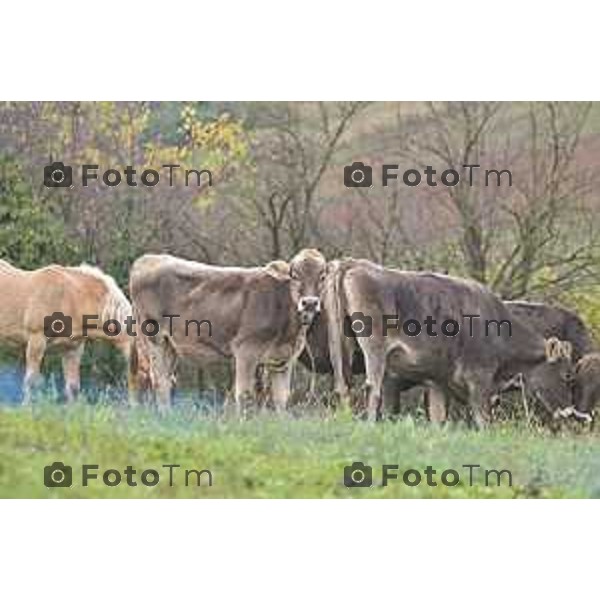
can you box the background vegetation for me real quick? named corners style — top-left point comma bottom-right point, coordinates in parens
top-left (2, 101), bottom-right (600, 393)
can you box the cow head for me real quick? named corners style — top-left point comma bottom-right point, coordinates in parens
top-left (572, 397), bottom-right (595, 424)
top-left (527, 337), bottom-right (576, 420)
top-left (289, 248), bottom-right (327, 326)
top-left (571, 354), bottom-right (600, 424)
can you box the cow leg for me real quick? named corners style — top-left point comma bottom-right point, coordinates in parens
top-left (155, 378), bottom-right (173, 412)
top-left (330, 352), bottom-right (353, 411)
top-left (157, 338), bottom-right (177, 412)
top-left (147, 336), bottom-right (177, 412)
top-left (362, 349), bottom-right (386, 422)
top-left (128, 338), bottom-right (150, 406)
top-left (234, 355), bottom-right (259, 416)
top-left (23, 334), bottom-right (47, 405)
top-left (382, 375), bottom-right (401, 419)
top-left (464, 374), bottom-right (495, 429)
top-left (469, 400), bottom-right (492, 429)
top-left (62, 344), bottom-right (85, 403)
top-left (425, 387), bottom-right (448, 423)
top-left (270, 365), bottom-right (292, 413)
top-left (127, 338), bottom-right (138, 405)
top-left (255, 364), bottom-right (273, 409)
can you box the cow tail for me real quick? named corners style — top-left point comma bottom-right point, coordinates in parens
top-left (128, 337), bottom-right (140, 402)
top-left (128, 303), bottom-right (150, 402)
top-left (324, 261), bottom-right (350, 401)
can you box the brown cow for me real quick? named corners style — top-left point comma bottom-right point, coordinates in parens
top-left (128, 249), bottom-right (327, 412)
top-left (324, 258), bottom-right (574, 427)
top-left (0, 259), bottom-right (131, 403)
top-left (301, 264), bottom-right (579, 426)
top-left (427, 301), bottom-right (588, 423)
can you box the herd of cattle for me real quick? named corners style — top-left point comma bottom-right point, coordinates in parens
top-left (1, 250), bottom-right (600, 429)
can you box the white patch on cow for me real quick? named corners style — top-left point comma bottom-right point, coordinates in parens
top-left (572, 408), bottom-right (594, 423)
top-left (553, 405), bottom-right (574, 419)
top-left (297, 296), bottom-right (321, 313)
top-left (387, 339), bottom-right (419, 366)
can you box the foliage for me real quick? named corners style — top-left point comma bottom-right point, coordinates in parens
top-left (0, 157), bottom-right (80, 268)
top-left (561, 286), bottom-right (600, 344)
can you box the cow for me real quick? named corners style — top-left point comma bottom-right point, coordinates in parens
top-left (323, 259), bottom-right (574, 427)
top-left (301, 272), bottom-right (586, 425)
top-left (426, 301), bottom-right (591, 422)
top-left (0, 259), bottom-right (131, 403)
top-left (128, 249), bottom-right (327, 412)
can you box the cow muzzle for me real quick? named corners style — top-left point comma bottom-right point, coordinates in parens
top-left (553, 405), bottom-right (575, 419)
top-left (297, 296), bottom-right (321, 325)
top-left (571, 408), bottom-right (594, 424)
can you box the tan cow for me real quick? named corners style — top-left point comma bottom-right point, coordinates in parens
top-left (0, 259), bottom-right (131, 403)
top-left (128, 249), bottom-right (327, 412)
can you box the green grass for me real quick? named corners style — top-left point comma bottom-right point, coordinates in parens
top-left (1, 401), bottom-right (599, 498)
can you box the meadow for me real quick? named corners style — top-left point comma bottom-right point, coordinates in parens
top-left (2, 100), bottom-right (599, 500)
top-left (1, 399), bottom-right (599, 498)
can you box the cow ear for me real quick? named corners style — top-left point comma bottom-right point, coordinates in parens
top-left (544, 337), bottom-right (561, 362)
top-left (266, 260), bottom-right (290, 279)
top-left (560, 340), bottom-right (573, 361)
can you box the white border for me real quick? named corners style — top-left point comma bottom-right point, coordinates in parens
top-left (1, 501), bottom-right (597, 598)
top-left (2, 1), bottom-right (599, 100)
top-left (2, 1), bottom-right (599, 595)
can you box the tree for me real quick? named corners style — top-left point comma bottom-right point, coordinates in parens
top-left (0, 156), bottom-right (79, 268)
top-left (238, 101), bottom-right (369, 260)
top-left (403, 101), bottom-right (599, 298)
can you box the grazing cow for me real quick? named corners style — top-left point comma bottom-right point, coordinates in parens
top-left (0, 259), bottom-right (131, 403)
top-left (324, 259), bottom-right (574, 427)
top-left (301, 273), bottom-right (586, 425)
top-left (572, 353), bottom-right (600, 424)
top-left (128, 249), bottom-right (327, 411)
top-left (427, 301), bottom-right (590, 422)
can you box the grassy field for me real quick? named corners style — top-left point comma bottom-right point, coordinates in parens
top-left (1, 400), bottom-right (599, 498)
